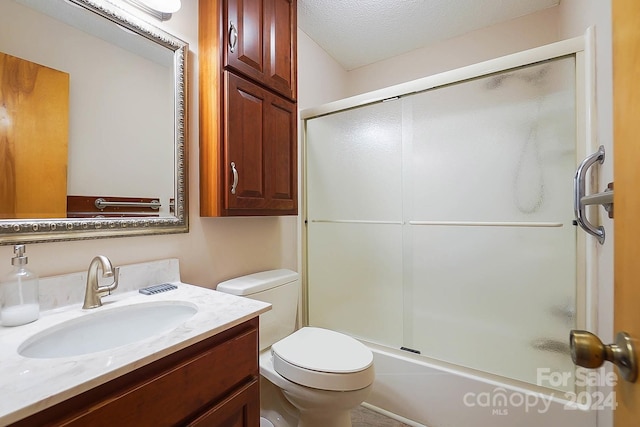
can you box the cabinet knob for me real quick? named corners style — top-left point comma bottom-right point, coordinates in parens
top-left (229, 22), bottom-right (238, 53)
top-left (230, 162), bottom-right (238, 195)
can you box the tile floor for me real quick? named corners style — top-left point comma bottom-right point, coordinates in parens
top-left (351, 405), bottom-right (412, 427)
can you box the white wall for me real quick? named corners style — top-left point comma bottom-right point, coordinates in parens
top-left (0, 1), bottom-right (350, 293)
top-left (298, 1), bottom-right (613, 353)
top-left (1, 3), bottom-right (614, 423)
top-left (0, 0), bottom-right (298, 290)
top-left (297, 28), bottom-right (350, 109)
top-left (345, 7), bottom-right (560, 96)
top-left (299, 2), bottom-right (614, 426)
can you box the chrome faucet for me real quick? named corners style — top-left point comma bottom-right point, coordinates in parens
top-left (82, 256), bottom-right (119, 309)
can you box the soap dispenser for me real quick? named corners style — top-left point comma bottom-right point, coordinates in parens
top-left (0, 245), bottom-right (40, 326)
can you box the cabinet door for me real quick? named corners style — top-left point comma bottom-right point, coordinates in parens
top-left (225, 73), bottom-right (297, 215)
top-left (225, 0), bottom-right (265, 82)
top-left (225, 73), bottom-right (268, 210)
top-left (264, 0), bottom-right (296, 100)
top-left (265, 92), bottom-right (297, 212)
top-left (225, 0), bottom-right (296, 100)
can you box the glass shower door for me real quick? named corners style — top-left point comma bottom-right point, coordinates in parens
top-left (306, 55), bottom-right (580, 392)
top-left (404, 57), bottom-right (577, 389)
top-left (306, 100), bottom-right (404, 347)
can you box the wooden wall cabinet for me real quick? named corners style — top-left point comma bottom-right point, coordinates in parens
top-left (200, 0), bottom-right (298, 217)
top-left (10, 319), bottom-right (260, 427)
top-left (225, 0), bottom-right (296, 100)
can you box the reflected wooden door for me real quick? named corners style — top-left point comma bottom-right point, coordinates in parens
top-left (613, 0), bottom-right (640, 425)
top-left (0, 52), bottom-right (68, 219)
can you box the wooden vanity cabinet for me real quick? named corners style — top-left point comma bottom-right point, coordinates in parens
top-left (10, 318), bottom-right (260, 427)
top-left (199, 0), bottom-right (298, 217)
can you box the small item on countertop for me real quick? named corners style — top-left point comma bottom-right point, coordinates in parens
top-left (139, 283), bottom-right (178, 295)
top-left (0, 245), bottom-right (40, 326)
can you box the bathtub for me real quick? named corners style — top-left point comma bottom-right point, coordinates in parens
top-left (361, 341), bottom-right (600, 427)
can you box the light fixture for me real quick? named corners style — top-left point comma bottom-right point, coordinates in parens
top-left (122, 0), bottom-right (181, 21)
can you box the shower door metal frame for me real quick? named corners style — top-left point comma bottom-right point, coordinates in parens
top-left (301, 28), bottom-right (598, 393)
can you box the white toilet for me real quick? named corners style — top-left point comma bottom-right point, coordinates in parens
top-left (217, 269), bottom-right (374, 427)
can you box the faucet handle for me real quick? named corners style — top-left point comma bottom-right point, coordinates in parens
top-left (101, 265), bottom-right (119, 296)
top-left (111, 267), bottom-right (120, 288)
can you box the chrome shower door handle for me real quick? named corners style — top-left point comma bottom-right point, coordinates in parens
top-left (573, 145), bottom-right (606, 244)
top-left (229, 22), bottom-right (238, 53)
top-left (230, 162), bottom-right (238, 195)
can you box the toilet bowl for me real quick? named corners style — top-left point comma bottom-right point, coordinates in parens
top-left (217, 270), bottom-right (375, 427)
top-left (267, 327), bottom-right (374, 426)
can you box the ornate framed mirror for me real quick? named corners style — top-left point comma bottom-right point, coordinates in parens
top-left (0, 0), bottom-right (188, 244)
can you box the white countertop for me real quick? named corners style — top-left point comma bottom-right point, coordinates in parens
top-left (0, 281), bottom-right (270, 425)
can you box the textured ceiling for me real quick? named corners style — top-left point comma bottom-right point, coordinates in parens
top-left (298, 0), bottom-right (560, 70)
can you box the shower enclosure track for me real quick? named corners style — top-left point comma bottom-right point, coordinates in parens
top-left (310, 219), bottom-right (563, 228)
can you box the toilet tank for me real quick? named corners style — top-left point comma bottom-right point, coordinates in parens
top-left (217, 269), bottom-right (299, 351)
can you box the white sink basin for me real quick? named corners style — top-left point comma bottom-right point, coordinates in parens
top-left (18, 302), bottom-right (198, 359)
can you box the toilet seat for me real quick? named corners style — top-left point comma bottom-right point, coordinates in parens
top-left (271, 327), bottom-right (374, 391)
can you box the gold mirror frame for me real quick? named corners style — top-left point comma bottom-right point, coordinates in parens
top-left (0, 0), bottom-right (188, 245)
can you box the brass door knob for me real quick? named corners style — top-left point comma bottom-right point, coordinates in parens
top-left (570, 330), bottom-right (637, 383)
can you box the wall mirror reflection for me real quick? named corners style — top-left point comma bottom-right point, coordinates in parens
top-left (0, 0), bottom-right (188, 244)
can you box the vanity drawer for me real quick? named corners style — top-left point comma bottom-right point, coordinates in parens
top-left (187, 379), bottom-right (259, 426)
top-left (11, 318), bottom-right (259, 427)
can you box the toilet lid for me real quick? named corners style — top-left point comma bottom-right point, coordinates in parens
top-left (271, 327), bottom-right (374, 391)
